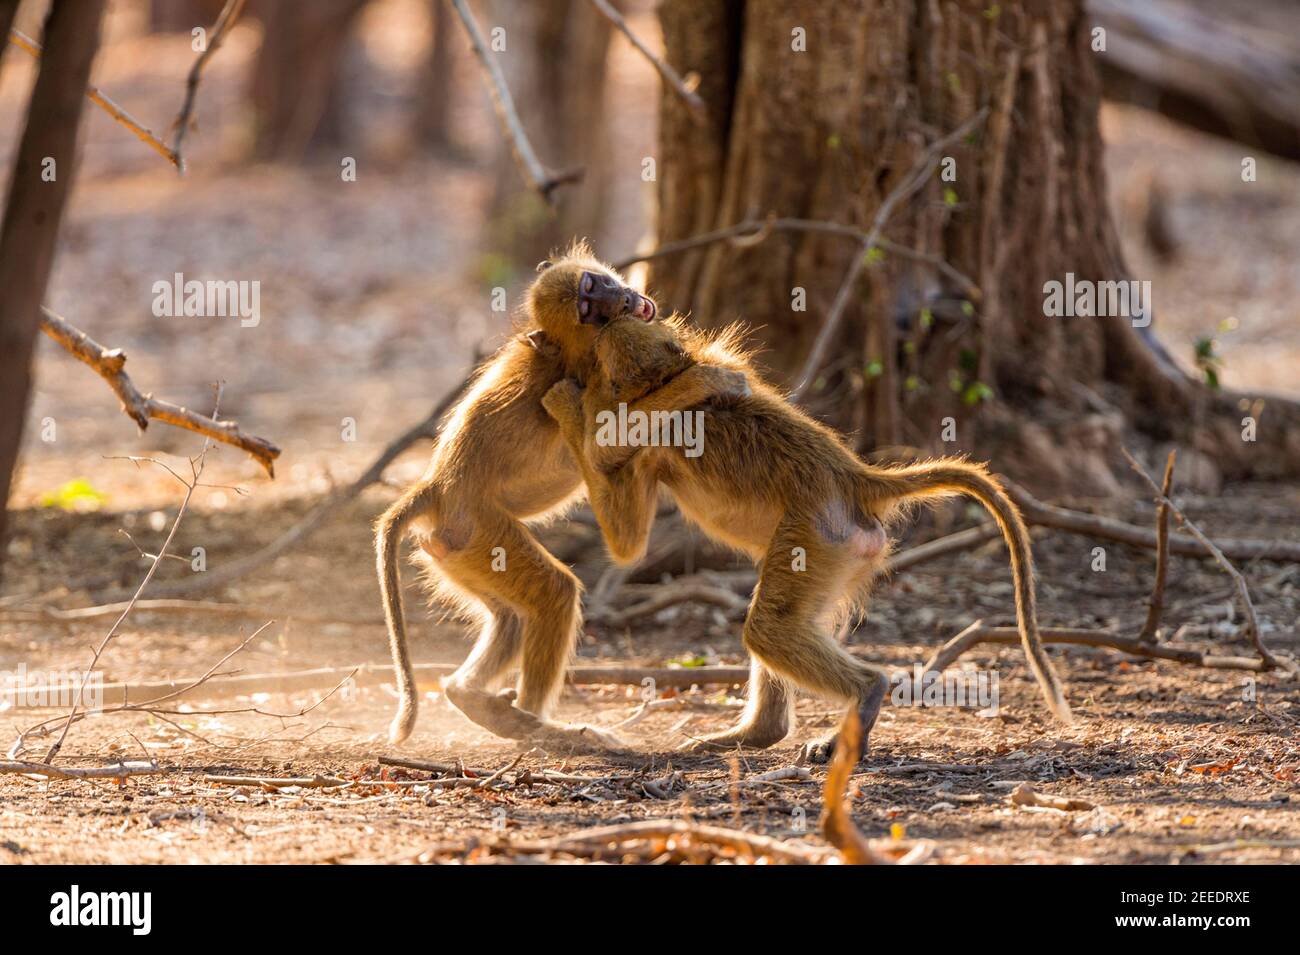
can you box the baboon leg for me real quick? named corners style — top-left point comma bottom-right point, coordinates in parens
top-left (448, 602), bottom-right (522, 690)
top-left (684, 658), bottom-right (793, 750)
top-left (740, 514), bottom-right (889, 764)
top-left (438, 514), bottom-right (626, 752)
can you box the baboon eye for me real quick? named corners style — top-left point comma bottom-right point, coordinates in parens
top-left (535, 260), bottom-right (553, 272)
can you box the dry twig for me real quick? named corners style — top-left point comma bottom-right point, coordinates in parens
top-left (170, 0), bottom-right (248, 172)
top-left (821, 712), bottom-right (893, 864)
top-left (1123, 448), bottom-right (1281, 670)
top-left (585, 0), bottom-right (707, 122)
top-left (447, 0), bottom-right (580, 203)
top-left (39, 307), bottom-right (279, 475)
top-left (8, 28), bottom-right (179, 167)
top-left (1138, 450), bottom-right (1176, 643)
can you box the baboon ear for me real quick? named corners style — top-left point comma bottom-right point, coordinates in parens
top-left (535, 259), bottom-right (554, 273)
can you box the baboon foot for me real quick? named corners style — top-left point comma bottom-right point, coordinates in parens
top-left (444, 683), bottom-right (545, 740)
top-left (797, 734), bottom-right (846, 765)
top-left (681, 723), bottom-right (787, 753)
top-left (800, 689), bottom-right (883, 764)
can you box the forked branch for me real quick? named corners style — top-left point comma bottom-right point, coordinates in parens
top-left (39, 306), bottom-right (280, 476)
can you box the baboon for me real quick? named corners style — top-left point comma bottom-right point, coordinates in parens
top-left (544, 314), bottom-right (1072, 762)
top-left (374, 246), bottom-right (747, 749)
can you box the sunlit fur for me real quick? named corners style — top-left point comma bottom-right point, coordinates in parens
top-left (544, 311), bottom-right (1072, 762)
top-left (374, 241), bottom-right (655, 751)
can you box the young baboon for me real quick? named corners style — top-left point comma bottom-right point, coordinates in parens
top-left (374, 245), bottom-right (746, 749)
top-left (544, 315), bottom-right (1072, 762)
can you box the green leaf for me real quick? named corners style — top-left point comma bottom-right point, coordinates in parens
top-left (919, 308), bottom-right (934, 329)
top-left (905, 375), bottom-right (921, 392)
top-left (864, 245), bottom-right (886, 265)
top-left (958, 347), bottom-right (978, 373)
top-left (960, 300), bottom-right (975, 317)
top-left (827, 133), bottom-right (842, 149)
top-left (668, 654), bottom-right (709, 669)
top-left (39, 478), bottom-right (108, 512)
top-left (963, 381), bottom-right (994, 405)
top-left (943, 187), bottom-right (959, 206)
top-left (865, 359), bottom-right (884, 378)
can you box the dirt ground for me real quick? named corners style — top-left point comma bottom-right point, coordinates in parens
top-left (3, 483), bottom-right (1298, 864)
top-left (1, 3), bottom-right (1298, 864)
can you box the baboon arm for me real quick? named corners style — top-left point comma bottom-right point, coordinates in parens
top-left (543, 379), bottom-right (658, 564)
top-left (588, 364), bottom-right (747, 472)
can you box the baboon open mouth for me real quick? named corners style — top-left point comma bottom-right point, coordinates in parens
top-left (577, 270), bottom-right (656, 324)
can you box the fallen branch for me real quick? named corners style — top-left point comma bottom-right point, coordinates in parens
top-left (203, 773), bottom-right (348, 790)
top-left (2, 662), bottom-right (752, 711)
top-left (0, 759), bottom-right (161, 781)
top-left (1, 598), bottom-right (381, 627)
top-left (593, 581), bottom-right (749, 626)
top-left (886, 523), bottom-right (1001, 573)
top-left (586, 0), bottom-right (707, 123)
top-left (8, 28), bottom-right (179, 168)
top-left (923, 622), bottom-right (1276, 675)
top-left (821, 712), bottom-right (893, 864)
top-left (41, 392), bottom-right (229, 764)
top-left (1006, 478), bottom-right (1300, 563)
top-left (170, 0), bottom-right (248, 172)
top-left (39, 307), bottom-right (280, 476)
top-left (1138, 450), bottom-right (1176, 643)
top-left (1009, 782), bottom-right (1095, 812)
top-left (447, 0), bottom-right (580, 203)
top-left (537, 819), bottom-right (833, 864)
top-left (1123, 448), bottom-right (1280, 670)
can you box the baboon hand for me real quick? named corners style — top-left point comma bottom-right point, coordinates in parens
top-left (542, 378), bottom-right (584, 424)
top-left (701, 366), bottom-right (751, 401)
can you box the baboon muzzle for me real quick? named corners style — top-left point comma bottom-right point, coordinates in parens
top-left (578, 270), bottom-right (656, 325)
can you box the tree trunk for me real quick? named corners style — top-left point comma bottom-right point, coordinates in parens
top-left (653, 0), bottom-right (1300, 491)
top-left (249, 0), bottom-right (368, 161)
top-left (485, 0), bottom-right (616, 265)
top-left (413, 0), bottom-right (458, 150)
top-left (148, 0), bottom-right (227, 34)
top-left (0, 0), bottom-right (106, 587)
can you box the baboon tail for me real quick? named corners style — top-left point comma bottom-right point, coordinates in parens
top-left (375, 484), bottom-right (440, 743)
top-left (857, 459), bottom-right (1073, 724)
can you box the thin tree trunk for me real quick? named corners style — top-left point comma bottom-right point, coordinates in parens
top-left (250, 0), bottom-right (368, 161)
top-left (0, 0), bottom-right (107, 587)
top-left (414, 0), bottom-right (457, 150)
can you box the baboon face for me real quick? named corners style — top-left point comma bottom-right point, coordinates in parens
top-left (530, 255), bottom-right (657, 337)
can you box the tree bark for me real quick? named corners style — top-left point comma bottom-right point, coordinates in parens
top-left (413, 0), bottom-right (458, 150)
top-left (653, 0), bottom-right (1300, 487)
top-left (0, 0), bottom-right (106, 587)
